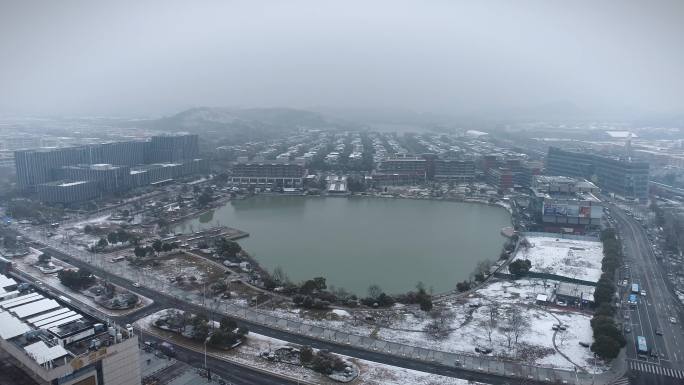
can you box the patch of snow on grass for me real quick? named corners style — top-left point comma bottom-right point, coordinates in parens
top-left (515, 235), bottom-right (603, 283)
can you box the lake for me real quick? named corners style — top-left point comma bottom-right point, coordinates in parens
top-left (176, 196), bottom-right (510, 296)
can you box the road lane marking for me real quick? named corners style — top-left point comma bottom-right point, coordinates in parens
top-left (629, 359), bottom-right (684, 378)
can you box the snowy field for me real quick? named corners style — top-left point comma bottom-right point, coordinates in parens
top-left (514, 235), bottom-right (604, 283)
top-left (258, 278), bottom-right (608, 374)
top-left (379, 279), bottom-right (606, 373)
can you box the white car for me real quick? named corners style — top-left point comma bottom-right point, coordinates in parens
top-left (640, 290), bottom-right (646, 296)
top-left (670, 317), bottom-right (678, 324)
top-left (132, 282), bottom-right (141, 287)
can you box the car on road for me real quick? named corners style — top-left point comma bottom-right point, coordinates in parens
top-left (640, 290), bottom-right (646, 296)
top-left (624, 326), bottom-right (631, 333)
top-left (650, 350), bottom-right (659, 358)
top-left (655, 329), bottom-right (663, 336)
top-left (132, 282), bottom-right (140, 287)
top-left (670, 317), bottom-right (678, 324)
top-left (622, 279), bottom-right (629, 286)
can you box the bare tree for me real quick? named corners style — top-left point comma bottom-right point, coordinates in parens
top-left (480, 319), bottom-right (495, 344)
top-left (272, 265), bottom-right (288, 283)
top-left (488, 303), bottom-right (499, 328)
top-left (367, 284), bottom-right (382, 299)
top-left (501, 324), bottom-right (515, 349)
top-left (501, 306), bottom-right (530, 352)
top-left (509, 308), bottom-right (529, 345)
top-left (480, 303), bottom-right (499, 344)
top-left (478, 260), bottom-right (493, 275)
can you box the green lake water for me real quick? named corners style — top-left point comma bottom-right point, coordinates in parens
top-left (176, 196), bottom-right (510, 296)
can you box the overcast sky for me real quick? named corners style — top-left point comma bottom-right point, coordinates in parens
top-left (1, 0), bottom-right (683, 117)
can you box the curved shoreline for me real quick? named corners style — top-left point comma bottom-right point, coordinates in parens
top-left (176, 193), bottom-right (512, 297)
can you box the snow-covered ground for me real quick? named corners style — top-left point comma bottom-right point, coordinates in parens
top-left (136, 309), bottom-right (486, 385)
top-left (259, 278), bottom-right (608, 374)
top-left (378, 279), bottom-right (606, 373)
top-left (514, 235), bottom-right (603, 283)
top-left (13, 247), bottom-right (153, 317)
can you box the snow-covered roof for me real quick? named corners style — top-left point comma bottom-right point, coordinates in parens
top-left (0, 274), bottom-right (17, 289)
top-left (0, 290), bottom-right (19, 298)
top-left (0, 293), bottom-right (43, 309)
top-left (33, 311), bottom-right (77, 328)
top-left (24, 341), bottom-right (70, 365)
top-left (27, 308), bottom-right (71, 325)
top-left (58, 181), bottom-right (89, 187)
top-left (606, 131), bottom-right (637, 138)
top-left (0, 311), bottom-right (31, 339)
top-left (42, 314), bottom-right (83, 330)
top-left (11, 299), bottom-right (60, 319)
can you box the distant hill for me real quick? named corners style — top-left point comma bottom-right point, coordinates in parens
top-left (148, 107), bottom-right (331, 131)
top-left (141, 107), bottom-right (352, 143)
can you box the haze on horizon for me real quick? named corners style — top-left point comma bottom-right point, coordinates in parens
top-left (1, 0), bottom-right (683, 118)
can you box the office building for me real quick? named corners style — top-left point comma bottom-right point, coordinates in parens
top-left (372, 156), bottom-right (427, 185)
top-left (433, 159), bottom-right (475, 183)
top-left (519, 161), bottom-right (543, 187)
top-left (36, 181), bottom-right (99, 203)
top-left (58, 164), bottom-right (131, 192)
top-left (0, 274), bottom-right (141, 385)
top-left (97, 141), bottom-right (148, 166)
top-left (15, 147), bottom-right (93, 189)
top-left (146, 134), bottom-right (199, 163)
top-left (231, 161), bottom-right (306, 188)
top-left (530, 175), bottom-right (603, 233)
top-left (546, 147), bottom-right (649, 202)
top-left (130, 159), bottom-right (209, 187)
top-left (486, 167), bottom-right (514, 190)
top-left (15, 135), bottom-right (205, 201)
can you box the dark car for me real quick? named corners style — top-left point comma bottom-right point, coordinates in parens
top-left (475, 347), bottom-right (492, 354)
top-left (655, 329), bottom-right (663, 336)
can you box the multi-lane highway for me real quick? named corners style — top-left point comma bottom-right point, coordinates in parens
top-left (610, 205), bottom-right (684, 384)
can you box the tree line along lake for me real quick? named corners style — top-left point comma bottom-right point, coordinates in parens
top-left (175, 196), bottom-right (511, 296)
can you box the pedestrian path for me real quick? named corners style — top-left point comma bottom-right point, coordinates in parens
top-left (628, 360), bottom-right (684, 379)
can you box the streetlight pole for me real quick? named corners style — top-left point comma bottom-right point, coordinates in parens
top-left (204, 337), bottom-right (208, 369)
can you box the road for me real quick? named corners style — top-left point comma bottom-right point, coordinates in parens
top-left (6, 259), bottom-right (299, 385)
top-left (142, 334), bottom-right (304, 385)
top-left (1, 227), bottom-right (542, 385)
top-left (610, 205), bottom-right (684, 384)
